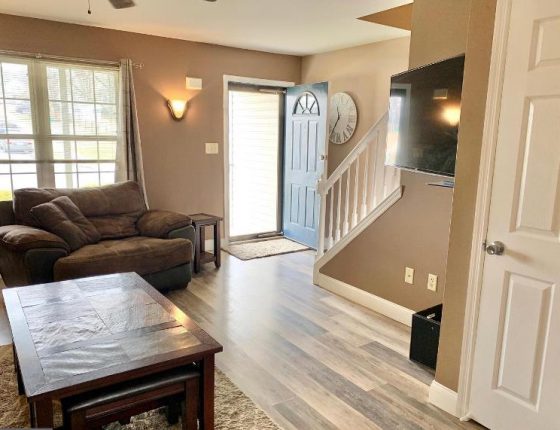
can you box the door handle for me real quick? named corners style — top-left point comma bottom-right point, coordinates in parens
top-left (485, 241), bottom-right (505, 256)
top-left (320, 154), bottom-right (327, 161)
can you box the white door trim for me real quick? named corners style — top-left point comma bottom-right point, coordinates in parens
top-left (456, 0), bottom-right (512, 420)
top-left (222, 75), bottom-right (295, 245)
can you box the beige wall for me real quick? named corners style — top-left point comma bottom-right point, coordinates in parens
top-left (301, 38), bottom-right (410, 174)
top-left (436, 0), bottom-right (498, 392)
top-left (0, 13), bottom-right (301, 217)
top-left (319, 0), bottom-right (471, 312)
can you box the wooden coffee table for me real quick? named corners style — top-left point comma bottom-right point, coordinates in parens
top-left (2, 272), bottom-right (223, 429)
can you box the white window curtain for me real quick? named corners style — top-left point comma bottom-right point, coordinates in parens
top-left (0, 55), bottom-right (145, 202)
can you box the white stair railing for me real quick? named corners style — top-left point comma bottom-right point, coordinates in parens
top-left (317, 111), bottom-right (400, 259)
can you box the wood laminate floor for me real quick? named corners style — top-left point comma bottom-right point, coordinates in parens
top-left (168, 251), bottom-right (483, 430)
top-left (0, 251), bottom-right (483, 429)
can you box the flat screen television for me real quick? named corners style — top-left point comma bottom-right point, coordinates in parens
top-left (385, 54), bottom-right (465, 177)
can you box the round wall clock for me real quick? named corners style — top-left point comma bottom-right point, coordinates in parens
top-left (329, 92), bottom-right (358, 144)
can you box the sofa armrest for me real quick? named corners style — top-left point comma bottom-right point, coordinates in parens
top-left (0, 225), bottom-right (70, 253)
top-left (0, 225), bottom-right (69, 287)
top-left (137, 210), bottom-right (192, 238)
top-left (168, 225), bottom-right (196, 261)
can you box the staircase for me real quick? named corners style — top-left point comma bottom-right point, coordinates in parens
top-left (314, 111), bottom-right (403, 283)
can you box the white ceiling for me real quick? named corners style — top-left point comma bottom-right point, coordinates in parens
top-left (0, 0), bottom-right (411, 56)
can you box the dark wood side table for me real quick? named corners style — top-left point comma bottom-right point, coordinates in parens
top-left (189, 213), bottom-right (222, 273)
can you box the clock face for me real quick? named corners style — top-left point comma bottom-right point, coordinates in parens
top-left (329, 92), bottom-right (358, 144)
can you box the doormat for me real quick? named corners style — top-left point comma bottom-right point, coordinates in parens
top-left (223, 237), bottom-right (310, 261)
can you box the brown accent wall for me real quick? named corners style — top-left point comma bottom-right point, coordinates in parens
top-left (0, 13), bottom-right (301, 216)
top-left (318, 0), bottom-right (471, 312)
top-left (301, 38), bottom-right (411, 175)
top-left (436, 0), bottom-right (498, 392)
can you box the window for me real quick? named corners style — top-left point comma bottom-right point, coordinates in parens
top-left (0, 57), bottom-right (122, 201)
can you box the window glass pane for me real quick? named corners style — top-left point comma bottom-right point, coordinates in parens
top-left (2, 63), bottom-right (30, 99)
top-left (0, 140), bottom-right (8, 160)
top-left (73, 103), bottom-right (96, 135)
top-left (55, 173), bottom-right (77, 188)
top-left (77, 163), bottom-right (98, 173)
top-left (12, 173), bottom-right (37, 190)
top-left (49, 101), bottom-right (74, 135)
top-left (96, 105), bottom-right (117, 135)
top-left (78, 173), bottom-right (99, 188)
top-left (0, 175), bottom-right (12, 201)
top-left (47, 67), bottom-right (72, 101)
top-left (100, 172), bottom-right (115, 185)
top-left (8, 139), bottom-right (35, 161)
top-left (0, 164), bottom-right (9, 174)
top-left (71, 69), bottom-right (94, 103)
top-left (53, 140), bottom-right (76, 160)
top-left (94, 71), bottom-right (116, 103)
top-left (11, 163), bottom-right (36, 174)
top-left (76, 141), bottom-right (97, 160)
top-left (99, 162), bottom-right (116, 172)
top-left (99, 141), bottom-right (117, 160)
top-left (5, 100), bottom-right (33, 134)
top-left (55, 163), bottom-right (77, 173)
top-left (0, 102), bottom-right (6, 134)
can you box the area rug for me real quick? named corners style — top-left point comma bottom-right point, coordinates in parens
top-left (223, 237), bottom-right (309, 260)
top-left (0, 345), bottom-right (278, 430)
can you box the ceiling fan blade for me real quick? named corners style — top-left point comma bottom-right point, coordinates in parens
top-left (108, 0), bottom-right (136, 9)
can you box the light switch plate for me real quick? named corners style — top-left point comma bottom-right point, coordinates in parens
top-left (405, 267), bottom-right (414, 284)
top-left (427, 274), bottom-right (438, 292)
top-left (205, 142), bottom-right (219, 154)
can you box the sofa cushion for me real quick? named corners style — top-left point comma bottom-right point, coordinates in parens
top-left (53, 236), bottom-right (192, 281)
top-left (31, 196), bottom-right (101, 251)
top-left (137, 210), bottom-right (192, 238)
top-left (89, 215), bottom-right (140, 240)
top-left (0, 225), bottom-right (70, 253)
top-left (14, 181), bottom-right (146, 239)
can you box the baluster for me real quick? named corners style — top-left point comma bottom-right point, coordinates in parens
top-left (352, 156), bottom-right (359, 228)
top-left (361, 147), bottom-right (369, 219)
top-left (343, 169), bottom-right (351, 236)
top-left (335, 179), bottom-right (342, 242)
top-left (328, 187), bottom-right (334, 249)
top-left (368, 131), bottom-right (379, 211)
top-left (317, 178), bottom-right (326, 258)
top-left (375, 125), bottom-right (387, 205)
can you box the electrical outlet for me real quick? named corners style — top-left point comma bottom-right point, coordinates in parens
top-left (405, 267), bottom-right (414, 284)
top-left (427, 274), bottom-right (438, 292)
top-left (205, 142), bottom-right (219, 154)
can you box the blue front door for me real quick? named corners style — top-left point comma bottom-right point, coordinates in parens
top-left (282, 82), bottom-right (328, 249)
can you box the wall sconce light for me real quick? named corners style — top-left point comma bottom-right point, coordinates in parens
top-left (167, 99), bottom-right (187, 121)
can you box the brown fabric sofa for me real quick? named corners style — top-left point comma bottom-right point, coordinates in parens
top-left (0, 181), bottom-right (195, 290)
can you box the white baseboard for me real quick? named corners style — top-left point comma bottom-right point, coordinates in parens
top-left (315, 273), bottom-right (414, 327)
top-left (429, 380), bottom-right (459, 417)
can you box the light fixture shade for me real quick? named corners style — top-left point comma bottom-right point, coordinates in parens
top-left (167, 99), bottom-right (187, 120)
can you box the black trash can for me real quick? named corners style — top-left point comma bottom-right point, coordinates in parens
top-left (409, 304), bottom-right (442, 370)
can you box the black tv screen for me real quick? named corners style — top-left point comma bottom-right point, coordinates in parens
top-left (385, 55), bottom-right (465, 177)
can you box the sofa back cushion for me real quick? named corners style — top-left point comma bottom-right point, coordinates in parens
top-left (14, 181), bottom-right (146, 239)
top-left (31, 196), bottom-right (101, 251)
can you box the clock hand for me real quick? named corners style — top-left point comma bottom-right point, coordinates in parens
top-left (330, 107), bottom-right (341, 137)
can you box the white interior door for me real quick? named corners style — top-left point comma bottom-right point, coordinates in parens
top-left (470, 1), bottom-right (560, 429)
top-left (228, 85), bottom-right (283, 240)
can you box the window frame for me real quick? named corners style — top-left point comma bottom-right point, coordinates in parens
top-left (0, 55), bottom-right (122, 198)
